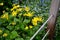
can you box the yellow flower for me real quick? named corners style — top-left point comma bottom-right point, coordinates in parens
top-left (3, 33), bottom-right (8, 37)
top-left (38, 17), bottom-right (43, 22)
top-left (0, 30), bottom-right (2, 33)
top-left (29, 25), bottom-right (33, 29)
top-left (32, 16), bottom-right (43, 26)
top-left (32, 19), bottom-right (37, 26)
top-left (33, 22), bottom-right (37, 26)
top-left (13, 6), bottom-right (17, 9)
top-left (23, 12), bottom-right (33, 17)
top-left (12, 4), bottom-right (17, 6)
top-left (34, 17), bottom-right (43, 22)
top-left (16, 5), bottom-right (20, 8)
top-left (25, 7), bottom-right (30, 12)
top-left (27, 12), bottom-right (33, 17)
top-left (1, 13), bottom-right (9, 20)
top-left (0, 2), bottom-right (3, 6)
top-left (11, 6), bottom-right (17, 11)
top-left (25, 26), bottom-right (29, 30)
top-left (32, 18), bottom-right (37, 26)
top-left (11, 22), bottom-right (16, 25)
top-left (23, 13), bottom-right (27, 16)
top-left (11, 8), bottom-right (14, 11)
top-left (13, 5), bottom-right (20, 9)
top-left (11, 5), bottom-right (20, 11)
top-left (16, 8), bottom-right (22, 12)
top-left (12, 11), bottom-right (17, 16)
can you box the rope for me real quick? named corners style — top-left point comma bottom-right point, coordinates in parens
top-left (30, 15), bottom-right (53, 40)
top-left (42, 29), bottom-right (50, 40)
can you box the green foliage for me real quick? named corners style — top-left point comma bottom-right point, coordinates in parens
top-left (10, 31), bottom-right (18, 39)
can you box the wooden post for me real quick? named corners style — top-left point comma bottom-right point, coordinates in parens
top-left (47, 0), bottom-right (60, 40)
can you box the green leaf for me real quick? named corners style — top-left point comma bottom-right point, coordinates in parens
top-left (25, 37), bottom-right (30, 40)
top-left (15, 25), bottom-right (20, 30)
top-left (15, 38), bottom-right (24, 40)
top-left (20, 24), bottom-right (25, 30)
top-left (14, 18), bottom-right (20, 22)
top-left (7, 26), bottom-right (14, 30)
top-left (10, 31), bottom-right (18, 39)
top-left (23, 19), bottom-right (30, 24)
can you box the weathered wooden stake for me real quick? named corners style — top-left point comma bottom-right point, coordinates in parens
top-left (47, 0), bottom-right (60, 40)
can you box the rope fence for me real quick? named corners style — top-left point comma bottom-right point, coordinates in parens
top-left (30, 15), bottom-right (53, 40)
top-left (42, 29), bottom-right (50, 40)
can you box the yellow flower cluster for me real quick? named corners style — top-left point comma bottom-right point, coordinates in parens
top-left (0, 2), bottom-right (3, 6)
top-left (16, 8), bottom-right (22, 12)
top-left (23, 12), bottom-right (33, 17)
top-left (11, 4), bottom-right (23, 16)
top-left (1, 13), bottom-right (9, 20)
top-left (32, 16), bottom-right (43, 26)
top-left (11, 4), bottom-right (32, 17)
top-left (25, 7), bottom-right (30, 12)
top-left (25, 25), bottom-right (33, 30)
top-left (3, 33), bottom-right (8, 37)
top-left (11, 4), bottom-right (20, 11)
top-left (12, 11), bottom-right (17, 16)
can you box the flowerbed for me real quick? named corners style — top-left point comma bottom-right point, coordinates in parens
top-left (0, 0), bottom-right (45, 40)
